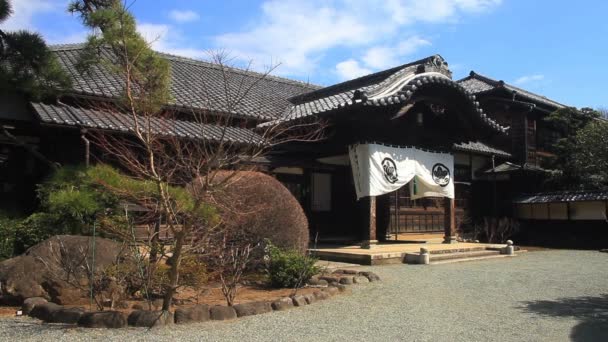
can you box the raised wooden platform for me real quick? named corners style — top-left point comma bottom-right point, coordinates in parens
top-left (309, 242), bottom-right (510, 265)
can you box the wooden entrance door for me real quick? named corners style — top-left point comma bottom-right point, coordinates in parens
top-left (388, 184), bottom-right (467, 234)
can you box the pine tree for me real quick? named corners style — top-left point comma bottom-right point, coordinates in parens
top-left (0, 0), bottom-right (71, 99)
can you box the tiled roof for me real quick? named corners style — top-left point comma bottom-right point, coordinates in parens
top-left (453, 141), bottom-right (511, 158)
top-left (262, 55), bottom-right (508, 133)
top-left (457, 71), bottom-right (567, 109)
top-left (483, 162), bottom-right (549, 174)
top-left (31, 102), bottom-right (263, 145)
top-left (49, 43), bottom-right (320, 121)
top-left (514, 190), bottom-right (608, 204)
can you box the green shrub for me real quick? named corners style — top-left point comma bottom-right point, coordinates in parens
top-left (37, 165), bottom-right (120, 234)
top-left (0, 215), bottom-right (18, 260)
top-left (13, 212), bottom-right (62, 254)
top-left (265, 241), bottom-right (319, 288)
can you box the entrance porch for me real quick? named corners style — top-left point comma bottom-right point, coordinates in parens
top-left (310, 240), bottom-right (513, 265)
top-left (270, 55), bottom-right (511, 249)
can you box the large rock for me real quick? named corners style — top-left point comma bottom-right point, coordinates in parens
top-left (47, 307), bottom-right (85, 324)
top-left (0, 235), bottom-right (126, 305)
top-left (128, 310), bottom-right (173, 328)
top-left (42, 280), bottom-right (82, 305)
top-left (209, 306), bottom-right (237, 320)
top-left (21, 297), bottom-right (48, 315)
top-left (78, 311), bottom-right (127, 329)
top-left (29, 302), bottom-right (61, 321)
top-left (174, 305), bottom-right (210, 324)
top-left (233, 301), bottom-right (272, 317)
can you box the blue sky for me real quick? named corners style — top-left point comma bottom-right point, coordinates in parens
top-left (4, 0), bottom-right (607, 108)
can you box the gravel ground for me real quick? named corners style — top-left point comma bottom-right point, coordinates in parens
top-left (1, 250), bottom-right (607, 342)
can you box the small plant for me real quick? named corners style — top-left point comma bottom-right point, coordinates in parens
top-left (0, 214), bottom-right (18, 260)
top-left (217, 235), bottom-right (254, 306)
top-left (264, 241), bottom-right (319, 289)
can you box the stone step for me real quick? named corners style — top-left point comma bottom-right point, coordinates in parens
top-left (404, 248), bottom-right (510, 264)
top-left (428, 246), bottom-right (488, 255)
top-left (430, 254), bottom-right (515, 265)
top-left (429, 250), bottom-right (501, 261)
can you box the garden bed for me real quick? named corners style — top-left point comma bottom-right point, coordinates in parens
top-left (3, 269), bottom-right (380, 328)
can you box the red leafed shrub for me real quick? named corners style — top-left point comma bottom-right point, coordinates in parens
top-left (208, 171), bottom-right (309, 253)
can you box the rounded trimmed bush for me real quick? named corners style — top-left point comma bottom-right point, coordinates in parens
top-left (208, 171), bottom-right (309, 253)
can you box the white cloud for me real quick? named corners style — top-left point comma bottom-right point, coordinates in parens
top-left (362, 36), bottom-right (431, 69)
top-left (214, 0), bottom-right (502, 77)
top-left (513, 74), bottom-right (545, 85)
top-left (335, 59), bottom-right (372, 80)
top-left (168, 10), bottom-right (200, 23)
top-left (137, 23), bottom-right (207, 59)
top-left (1, 0), bottom-right (60, 31)
top-left (138, 23), bottom-right (171, 47)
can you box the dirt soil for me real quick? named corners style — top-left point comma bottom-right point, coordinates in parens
top-left (0, 307), bottom-right (18, 317)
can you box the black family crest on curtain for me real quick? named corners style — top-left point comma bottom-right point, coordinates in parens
top-left (431, 163), bottom-right (450, 187)
top-left (382, 158), bottom-right (399, 184)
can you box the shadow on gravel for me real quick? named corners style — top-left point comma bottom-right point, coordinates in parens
top-left (521, 294), bottom-right (608, 342)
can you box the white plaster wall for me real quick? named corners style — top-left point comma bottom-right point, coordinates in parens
top-left (548, 203), bottom-right (568, 220)
top-left (570, 201), bottom-right (607, 220)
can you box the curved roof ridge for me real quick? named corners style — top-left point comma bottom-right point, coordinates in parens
top-left (262, 71), bottom-right (509, 134)
top-left (289, 55), bottom-right (447, 105)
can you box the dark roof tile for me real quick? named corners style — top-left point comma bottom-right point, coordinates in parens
top-left (453, 141), bottom-right (511, 158)
top-left (457, 71), bottom-right (567, 109)
top-left (514, 190), bottom-right (608, 204)
top-left (49, 43), bottom-right (320, 121)
top-left (31, 102), bottom-right (263, 145)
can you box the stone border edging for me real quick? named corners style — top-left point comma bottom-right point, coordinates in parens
top-left (21, 269), bottom-right (381, 329)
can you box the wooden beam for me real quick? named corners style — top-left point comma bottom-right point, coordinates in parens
top-left (361, 196), bottom-right (378, 249)
top-left (443, 197), bottom-right (457, 244)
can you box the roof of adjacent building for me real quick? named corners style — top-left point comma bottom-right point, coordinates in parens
top-left (457, 71), bottom-right (567, 110)
top-left (31, 101), bottom-right (263, 145)
top-left (514, 190), bottom-right (608, 204)
top-left (262, 55), bottom-right (508, 133)
top-left (453, 141), bottom-right (511, 158)
top-left (49, 43), bottom-right (320, 121)
top-left (482, 161), bottom-right (549, 174)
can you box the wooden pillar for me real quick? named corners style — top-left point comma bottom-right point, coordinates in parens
top-left (361, 196), bottom-right (378, 249)
top-left (443, 197), bottom-right (457, 244)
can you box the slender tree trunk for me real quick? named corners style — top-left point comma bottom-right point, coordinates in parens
top-left (162, 230), bottom-right (185, 311)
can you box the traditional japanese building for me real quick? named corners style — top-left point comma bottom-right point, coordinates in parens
top-left (0, 44), bottom-right (586, 247)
